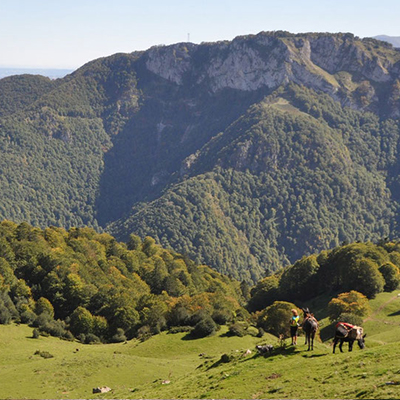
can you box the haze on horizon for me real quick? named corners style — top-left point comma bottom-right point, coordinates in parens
top-left (1, 0), bottom-right (399, 71)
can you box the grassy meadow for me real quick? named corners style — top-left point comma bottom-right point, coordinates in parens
top-left (1, 291), bottom-right (400, 399)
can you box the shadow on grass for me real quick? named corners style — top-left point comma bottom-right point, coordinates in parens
top-left (388, 310), bottom-right (400, 316)
top-left (204, 346), bottom-right (301, 371)
top-left (301, 353), bottom-right (329, 358)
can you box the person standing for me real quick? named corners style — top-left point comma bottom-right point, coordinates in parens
top-left (290, 309), bottom-right (300, 345)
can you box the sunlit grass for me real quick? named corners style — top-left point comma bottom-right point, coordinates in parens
top-left (1, 290), bottom-right (399, 399)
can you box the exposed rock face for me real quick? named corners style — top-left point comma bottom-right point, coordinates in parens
top-left (146, 43), bottom-right (194, 85)
top-left (143, 32), bottom-right (400, 117)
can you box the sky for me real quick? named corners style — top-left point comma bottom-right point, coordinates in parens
top-left (0, 0), bottom-right (399, 70)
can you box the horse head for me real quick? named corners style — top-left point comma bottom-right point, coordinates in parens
top-left (357, 333), bottom-right (367, 349)
top-left (301, 307), bottom-right (310, 318)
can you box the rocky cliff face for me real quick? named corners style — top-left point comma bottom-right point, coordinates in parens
top-left (145, 32), bottom-right (400, 117)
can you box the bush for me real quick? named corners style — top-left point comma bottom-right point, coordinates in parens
top-left (32, 312), bottom-right (52, 328)
top-left (62, 331), bottom-right (75, 341)
top-left (191, 316), bottom-right (217, 338)
top-left (111, 328), bottom-right (127, 343)
top-left (34, 350), bottom-right (54, 359)
top-left (137, 325), bottom-right (152, 342)
top-left (20, 310), bottom-right (36, 324)
top-left (168, 326), bottom-right (193, 334)
top-left (334, 312), bottom-right (363, 327)
top-left (41, 319), bottom-right (68, 338)
top-left (257, 327), bottom-right (265, 338)
top-left (219, 353), bottom-right (233, 363)
top-left (32, 328), bottom-right (40, 338)
top-left (212, 309), bottom-right (233, 325)
top-left (228, 322), bottom-right (247, 337)
top-left (84, 333), bottom-right (101, 344)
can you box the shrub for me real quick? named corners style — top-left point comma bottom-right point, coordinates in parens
top-left (212, 308), bottom-right (233, 325)
top-left (137, 325), bottom-right (152, 342)
top-left (191, 316), bottom-right (217, 338)
top-left (111, 328), bottom-right (127, 343)
top-left (62, 331), bottom-right (75, 341)
top-left (334, 312), bottom-right (363, 327)
top-left (20, 310), bottom-right (36, 324)
top-left (219, 353), bottom-right (233, 363)
top-left (34, 350), bottom-right (54, 359)
top-left (32, 328), bottom-right (40, 338)
top-left (32, 312), bottom-right (52, 328)
top-left (168, 326), bottom-right (193, 334)
top-left (84, 333), bottom-right (101, 344)
top-left (257, 327), bottom-right (265, 338)
top-left (228, 322), bottom-right (247, 337)
top-left (40, 319), bottom-right (68, 338)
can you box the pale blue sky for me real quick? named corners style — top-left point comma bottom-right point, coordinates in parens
top-left (0, 0), bottom-right (399, 69)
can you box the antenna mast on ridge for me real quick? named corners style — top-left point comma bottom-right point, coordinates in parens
top-left (188, 33), bottom-right (190, 42)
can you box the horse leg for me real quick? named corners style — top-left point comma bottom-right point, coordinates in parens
top-left (333, 337), bottom-right (338, 353)
top-left (339, 339), bottom-right (344, 353)
top-left (349, 340), bottom-right (353, 352)
top-left (311, 332), bottom-right (315, 350)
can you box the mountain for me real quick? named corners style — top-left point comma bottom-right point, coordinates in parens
top-left (1, 31), bottom-right (400, 282)
top-left (374, 35), bottom-right (400, 48)
top-left (0, 67), bottom-right (73, 80)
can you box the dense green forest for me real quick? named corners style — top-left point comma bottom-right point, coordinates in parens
top-left (110, 84), bottom-right (400, 281)
top-left (0, 221), bottom-right (246, 343)
top-left (1, 32), bottom-right (400, 282)
top-left (0, 220), bottom-right (399, 343)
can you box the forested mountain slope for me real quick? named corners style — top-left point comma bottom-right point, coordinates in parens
top-left (0, 221), bottom-right (243, 342)
top-left (1, 32), bottom-right (400, 281)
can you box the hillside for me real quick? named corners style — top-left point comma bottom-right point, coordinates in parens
top-left (1, 289), bottom-right (399, 399)
top-left (1, 32), bottom-right (400, 281)
top-left (374, 35), bottom-right (400, 48)
top-left (0, 221), bottom-right (244, 343)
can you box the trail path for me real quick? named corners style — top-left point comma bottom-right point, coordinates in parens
top-left (363, 293), bottom-right (400, 323)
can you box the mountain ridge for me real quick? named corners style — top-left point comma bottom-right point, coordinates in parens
top-left (1, 31), bottom-right (400, 281)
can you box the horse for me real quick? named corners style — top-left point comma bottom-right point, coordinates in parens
top-left (301, 307), bottom-right (318, 351)
top-left (333, 322), bottom-right (366, 353)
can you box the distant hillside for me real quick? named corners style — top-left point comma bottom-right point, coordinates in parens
top-left (373, 35), bottom-right (400, 48)
top-left (0, 67), bottom-right (73, 80)
top-left (1, 31), bottom-right (400, 281)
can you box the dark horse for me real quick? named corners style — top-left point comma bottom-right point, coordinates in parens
top-left (302, 307), bottom-right (318, 351)
top-left (333, 322), bottom-right (366, 353)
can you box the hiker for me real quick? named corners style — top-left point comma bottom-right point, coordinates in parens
top-left (290, 308), bottom-right (300, 345)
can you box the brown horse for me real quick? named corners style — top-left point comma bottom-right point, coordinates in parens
top-left (301, 307), bottom-right (318, 351)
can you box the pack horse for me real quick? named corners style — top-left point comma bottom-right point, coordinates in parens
top-left (333, 322), bottom-right (366, 353)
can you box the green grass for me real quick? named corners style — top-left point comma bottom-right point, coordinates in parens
top-left (1, 290), bottom-right (400, 399)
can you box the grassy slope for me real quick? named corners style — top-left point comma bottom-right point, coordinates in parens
top-left (1, 291), bottom-right (400, 399)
